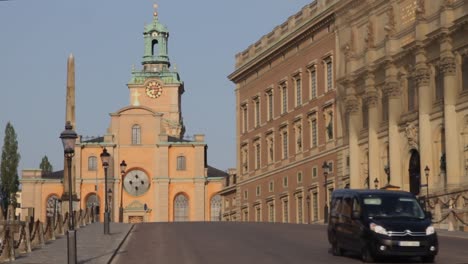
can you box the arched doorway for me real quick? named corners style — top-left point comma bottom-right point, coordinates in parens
top-left (86, 193), bottom-right (100, 222)
top-left (174, 194), bottom-right (189, 222)
top-left (409, 149), bottom-right (421, 195)
top-left (210, 194), bottom-right (222, 221)
top-left (46, 195), bottom-right (61, 222)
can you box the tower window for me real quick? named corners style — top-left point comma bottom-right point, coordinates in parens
top-left (177, 156), bottom-right (186, 170)
top-left (132, 125), bottom-right (141, 145)
top-left (88, 156), bottom-right (97, 171)
top-left (152, 39), bottom-right (159, 56)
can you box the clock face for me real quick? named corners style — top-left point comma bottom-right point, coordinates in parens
top-left (123, 170), bottom-right (150, 196)
top-left (145, 81), bottom-right (163, 99)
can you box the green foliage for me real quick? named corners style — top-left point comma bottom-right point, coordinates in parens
top-left (0, 122), bottom-right (20, 209)
top-left (39, 155), bottom-right (53, 175)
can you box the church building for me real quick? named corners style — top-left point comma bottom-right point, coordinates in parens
top-left (20, 7), bottom-right (227, 223)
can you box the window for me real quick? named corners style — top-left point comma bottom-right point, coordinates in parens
top-left (297, 172), bottom-right (303, 183)
top-left (407, 76), bottom-right (418, 111)
top-left (242, 209), bottom-right (249, 222)
top-left (297, 196), bottom-right (303, 224)
top-left (267, 137), bottom-right (274, 164)
top-left (328, 161), bottom-right (334, 173)
top-left (268, 202), bottom-right (275, 222)
top-left (325, 58), bottom-right (333, 92)
top-left (243, 190), bottom-right (248, 200)
top-left (255, 206), bottom-right (261, 222)
top-left (88, 156), bottom-right (97, 171)
top-left (254, 98), bottom-right (260, 127)
top-left (132, 124), bottom-right (141, 145)
top-left (295, 76), bottom-right (302, 106)
top-left (309, 66), bottom-right (317, 99)
top-left (241, 147), bottom-right (248, 174)
top-left (324, 109), bottom-right (334, 141)
top-left (435, 66), bottom-right (444, 101)
top-left (312, 167), bottom-right (317, 178)
top-left (311, 118), bottom-right (318, 147)
top-left (382, 96), bottom-right (389, 122)
top-left (241, 104), bottom-right (248, 133)
top-left (280, 83), bottom-right (288, 114)
top-left (312, 192), bottom-right (318, 222)
top-left (255, 142), bottom-right (261, 170)
top-left (269, 181), bottom-right (274, 192)
top-left (210, 195), bottom-right (222, 221)
top-left (295, 123), bottom-right (302, 153)
top-left (256, 186), bottom-right (261, 196)
top-left (267, 90), bottom-right (274, 121)
top-left (282, 130), bottom-right (288, 159)
top-left (463, 56), bottom-right (468, 91)
top-left (174, 194), bottom-right (189, 222)
top-left (362, 105), bottom-right (368, 128)
top-left (177, 156), bottom-right (186, 170)
top-left (282, 199), bottom-right (289, 223)
top-left (283, 176), bottom-right (288, 187)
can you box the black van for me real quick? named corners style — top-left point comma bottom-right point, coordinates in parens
top-left (327, 189), bottom-right (438, 263)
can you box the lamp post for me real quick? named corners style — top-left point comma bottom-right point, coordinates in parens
top-left (384, 165), bottom-right (390, 185)
top-left (60, 121), bottom-right (78, 264)
top-left (424, 166), bottom-right (430, 204)
top-left (108, 188), bottom-right (113, 221)
top-left (374, 178), bottom-right (379, 189)
top-left (100, 148), bottom-right (111, 235)
top-left (119, 160), bottom-right (127, 223)
top-left (322, 161), bottom-right (330, 223)
top-left (306, 194), bottom-right (311, 224)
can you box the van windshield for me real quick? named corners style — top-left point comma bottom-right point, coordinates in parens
top-left (362, 195), bottom-right (425, 219)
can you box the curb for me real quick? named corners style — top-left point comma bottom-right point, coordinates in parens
top-left (107, 224), bottom-right (135, 264)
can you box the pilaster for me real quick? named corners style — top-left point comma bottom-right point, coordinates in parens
top-left (345, 85), bottom-right (360, 189)
top-left (154, 178), bottom-right (169, 222)
top-left (363, 73), bottom-right (379, 188)
top-left (383, 62), bottom-right (402, 188)
top-left (194, 178), bottom-right (206, 221)
top-left (440, 34), bottom-right (461, 187)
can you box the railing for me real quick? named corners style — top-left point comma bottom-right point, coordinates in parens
top-left (0, 206), bottom-right (97, 262)
top-left (425, 190), bottom-right (468, 231)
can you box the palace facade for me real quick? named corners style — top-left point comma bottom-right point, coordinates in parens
top-left (20, 7), bottom-right (227, 223)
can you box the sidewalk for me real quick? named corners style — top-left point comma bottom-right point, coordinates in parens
top-left (436, 228), bottom-right (468, 240)
top-left (13, 222), bottom-right (133, 264)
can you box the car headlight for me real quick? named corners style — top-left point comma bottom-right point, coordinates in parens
top-left (370, 223), bottom-right (388, 235)
top-left (426, 225), bottom-right (435, 235)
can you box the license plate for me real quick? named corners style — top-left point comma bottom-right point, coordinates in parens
top-left (399, 241), bottom-right (420, 247)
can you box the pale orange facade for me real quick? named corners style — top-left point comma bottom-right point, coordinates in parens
top-left (20, 8), bottom-right (226, 223)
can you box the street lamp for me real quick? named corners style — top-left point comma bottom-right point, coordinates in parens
top-left (384, 165), bottom-right (390, 184)
top-left (374, 178), bottom-right (379, 189)
top-left (108, 188), bottom-right (113, 221)
top-left (424, 165), bottom-right (430, 202)
top-left (119, 160), bottom-right (127, 223)
top-left (306, 194), bottom-right (311, 224)
top-left (100, 148), bottom-right (111, 235)
top-left (322, 161), bottom-right (330, 224)
top-left (60, 121), bottom-right (78, 264)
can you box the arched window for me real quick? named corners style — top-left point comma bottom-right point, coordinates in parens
top-left (132, 125), bottom-right (141, 145)
top-left (174, 194), bottom-right (189, 222)
top-left (177, 156), bottom-right (186, 170)
top-left (86, 193), bottom-right (100, 221)
top-left (210, 195), bottom-right (222, 221)
top-left (152, 39), bottom-right (159, 56)
top-left (88, 156), bottom-right (97, 171)
top-left (46, 195), bottom-right (61, 219)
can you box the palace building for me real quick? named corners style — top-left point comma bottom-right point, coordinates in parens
top-left (20, 7), bottom-right (227, 223)
top-left (222, 0), bottom-right (343, 223)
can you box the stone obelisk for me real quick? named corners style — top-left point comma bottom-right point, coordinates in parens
top-left (62, 54), bottom-right (77, 202)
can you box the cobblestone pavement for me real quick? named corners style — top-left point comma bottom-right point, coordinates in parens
top-left (13, 222), bottom-right (133, 264)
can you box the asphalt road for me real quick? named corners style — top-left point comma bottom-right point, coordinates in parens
top-left (112, 222), bottom-right (468, 264)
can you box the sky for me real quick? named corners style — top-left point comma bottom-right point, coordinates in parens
top-left (0, 0), bottom-right (313, 175)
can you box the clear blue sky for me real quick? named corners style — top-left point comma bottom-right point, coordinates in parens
top-left (0, 0), bottom-right (312, 175)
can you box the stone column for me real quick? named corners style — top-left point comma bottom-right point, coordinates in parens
top-left (384, 62), bottom-right (402, 188)
top-left (364, 73), bottom-right (380, 187)
top-left (414, 47), bottom-right (432, 191)
top-left (440, 34), bottom-right (461, 187)
top-left (345, 85), bottom-right (361, 188)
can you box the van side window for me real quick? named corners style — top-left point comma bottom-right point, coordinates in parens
top-left (331, 197), bottom-right (342, 215)
top-left (352, 197), bottom-right (361, 214)
top-left (342, 197), bottom-right (352, 218)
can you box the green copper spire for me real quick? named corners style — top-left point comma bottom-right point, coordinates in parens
top-left (142, 4), bottom-right (170, 69)
top-left (129, 5), bottom-right (182, 85)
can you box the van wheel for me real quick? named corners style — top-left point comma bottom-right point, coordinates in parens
top-left (361, 246), bottom-right (375, 263)
top-left (332, 242), bottom-right (343, 256)
top-left (421, 255), bottom-right (435, 263)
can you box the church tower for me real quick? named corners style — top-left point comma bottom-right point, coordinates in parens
top-left (127, 4), bottom-right (185, 138)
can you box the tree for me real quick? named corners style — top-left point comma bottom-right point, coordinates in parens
top-left (39, 155), bottom-right (53, 175)
top-left (0, 122), bottom-right (20, 209)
